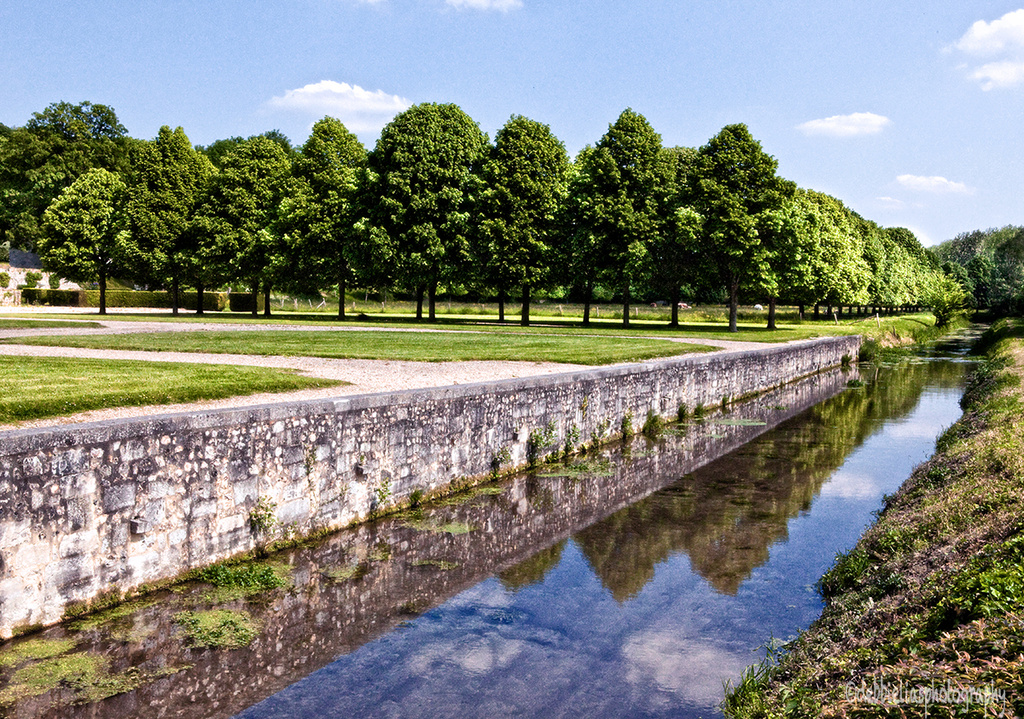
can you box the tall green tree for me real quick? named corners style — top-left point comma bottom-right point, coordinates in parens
top-left (201, 135), bottom-right (292, 316)
top-left (278, 117), bottom-right (367, 319)
top-left (0, 101), bottom-right (128, 252)
top-left (576, 109), bottom-right (669, 327)
top-left (689, 124), bottom-right (794, 332)
top-left (366, 103), bottom-right (488, 321)
top-left (39, 168), bottom-right (132, 314)
top-left (127, 126), bottom-right (214, 314)
top-left (650, 146), bottom-right (703, 327)
top-left (476, 115), bottom-right (570, 326)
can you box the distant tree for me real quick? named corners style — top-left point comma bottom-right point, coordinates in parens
top-left (365, 103), bottom-right (488, 320)
top-left (278, 117), bottom-right (367, 319)
top-left (197, 136), bottom-right (244, 168)
top-left (476, 115), bottom-right (570, 326)
top-left (689, 124), bottom-right (794, 332)
top-left (650, 146), bottom-right (703, 327)
top-left (0, 101), bottom-right (128, 252)
top-left (572, 109), bottom-right (670, 327)
top-left (127, 126), bottom-right (214, 314)
top-left (39, 168), bottom-right (132, 314)
top-left (201, 135), bottom-right (292, 316)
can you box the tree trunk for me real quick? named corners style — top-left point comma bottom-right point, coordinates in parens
top-left (582, 278), bottom-right (593, 326)
top-left (171, 273), bottom-right (180, 316)
top-left (669, 285), bottom-right (680, 327)
top-left (498, 285), bottom-right (505, 323)
top-left (99, 266), bottom-right (107, 315)
top-left (728, 277), bottom-right (739, 333)
top-left (196, 283), bottom-right (205, 316)
top-left (767, 296), bottom-right (777, 330)
top-left (251, 279), bottom-right (259, 317)
top-left (415, 286), bottom-right (424, 321)
top-left (813, 304), bottom-right (820, 321)
top-left (338, 273), bottom-right (346, 320)
top-left (520, 284), bottom-right (531, 327)
top-left (428, 282), bottom-right (436, 322)
top-left (263, 279), bottom-right (272, 317)
top-left (622, 284), bottom-right (631, 328)
top-left (798, 303), bottom-right (805, 322)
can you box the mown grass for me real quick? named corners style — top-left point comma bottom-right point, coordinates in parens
top-left (722, 319), bottom-right (1024, 719)
top-left (0, 356), bottom-right (345, 424)
top-left (0, 306), bottom-right (937, 344)
top-left (0, 319), bottom-right (102, 329)
top-left (1, 328), bottom-right (716, 364)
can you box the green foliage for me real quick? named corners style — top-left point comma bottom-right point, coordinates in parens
top-left (0, 271), bottom-right (8, 289)
top-left (248, 496), bottom-right (278, 535)
top-left (491, 446), bottom-right (512, 477)
top-left (193, 562), bottom-right (288, 592)
top-left (689, 123), bottom-right (795, 331)
top-left (174, 609), bottom-right (260, 649)
top-left (641, 410), bottom-right (663, 438)
top-left (620, 410), bottom-right (634, 439)
top-left (39, 167), bottom-right (133, 314)
top-left (23, 270), bottom-right (41, 288)
top-left (365, 103), bottom-right (488, 320)
top-left (476, 114), bottom-right (569, 325)
top-left (279, 117), bottom-right (366, 318)
top-left (527, 421), bottom-right (557, 467)
top-left (929, 534), bottom-right (1024, 632)
top-left (926, 272), bottom-right (970, 327)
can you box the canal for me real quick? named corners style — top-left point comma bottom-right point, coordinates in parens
top-left (0, 351), bottom-right (969, 718)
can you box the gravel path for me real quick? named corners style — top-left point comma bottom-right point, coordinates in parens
top-left (0, 311), bottom-right (779, 431)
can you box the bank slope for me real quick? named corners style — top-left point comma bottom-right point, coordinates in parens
top-left (724, 319), bottom-right (1024, 719)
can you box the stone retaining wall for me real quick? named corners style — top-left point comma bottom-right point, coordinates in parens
top-left (0, 335), bottom-right (860, 637)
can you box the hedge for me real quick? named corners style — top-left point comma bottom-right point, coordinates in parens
top-left (227, 293), bottom-right (266, 313)
top-left (20, 289), bottom-right (227, 311)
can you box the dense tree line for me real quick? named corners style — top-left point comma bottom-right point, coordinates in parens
top-left (2, 100), bottom-right (950, 327)
top-left (931, 225), bottom-right (1024, 314)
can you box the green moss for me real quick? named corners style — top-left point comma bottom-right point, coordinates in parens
top-left (323, 564), bottom-right (367, 582)
top-left (175, 609), bottom-right (260, 649)
top-left (539, 459), bottom-right (614, 479)
top-left (403, 518), bottom-right (475, 535)
top-left (411, 559), bottom-right (460, 570)
top-left (0, 638), bottom-right (76, 668)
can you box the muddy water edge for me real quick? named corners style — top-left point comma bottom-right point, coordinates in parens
top-left (0, 350), bottom-right (970, 719)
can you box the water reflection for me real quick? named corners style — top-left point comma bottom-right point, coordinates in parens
top-left (0, 360), bottom-right (967, 719)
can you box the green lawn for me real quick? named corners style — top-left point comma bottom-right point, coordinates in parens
top-left (0, 329), bottom-right (716, 364)
top-left (0, 356), bottom-right (346, 424)
top-left (0, 319), bottom-right (102, 329)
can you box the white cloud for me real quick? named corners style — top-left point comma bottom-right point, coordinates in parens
top-left (795, 112), bottom-right (891, 137)
top-left (951, 10), bottom-right (1024, 89)
top-left (896, 174), bottom-right (974, 195)
top-left (446, 0), bottom-right (523, 10)
top-left (266, 80), bottom-right (411, 133)
top-left (969, 59), bottom-right (1024, 90)
top-left (875, 196), bottom-right (905, 209)
top-left (954, 9), bottom-right (1024, 55)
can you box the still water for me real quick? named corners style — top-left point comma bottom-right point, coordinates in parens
top-left (1, 357), bottom-right (968, 719)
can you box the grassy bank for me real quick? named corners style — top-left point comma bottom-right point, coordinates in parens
top-left (0, 357), bottom-right (346, 424)
top-left (1, 329), bottom-right (715, 364)
top-left (723, 319), bottom-right (1024, 718)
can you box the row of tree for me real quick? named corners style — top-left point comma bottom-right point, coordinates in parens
top-left (1, 101), bottom-right (951, 329)
top-left (932, 225), bottom-right (1024, 314)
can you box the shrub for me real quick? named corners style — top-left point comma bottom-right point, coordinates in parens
top-left (0, 271), bottom-right (8, 289)
top-left (23, 271), bottom-right (42, 289)
top-left (47, 273), bottom-right (60, 290)
top-left (20, 288), bottom-right (87, 306)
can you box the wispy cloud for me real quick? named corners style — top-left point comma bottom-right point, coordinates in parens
top-left (951, 9), bottom-right (1024, 89)
top-left (267, 80), bottom-right (410, 134)
top-left (795, 112), bottom-right (890, 137)
top-left (896, 174), bottom-right (974, 194)
top-left (446, 0), bottom-right (523, 11)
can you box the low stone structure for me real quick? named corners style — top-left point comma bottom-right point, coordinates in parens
top-left (0, 335), bottom-right (860, 637)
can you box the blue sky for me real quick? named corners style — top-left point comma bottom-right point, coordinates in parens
top-left (2, 1), bottom-right (1022, 246)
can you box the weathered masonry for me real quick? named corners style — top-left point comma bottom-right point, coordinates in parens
top-left (0, 335), bottom-right (860, 637)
